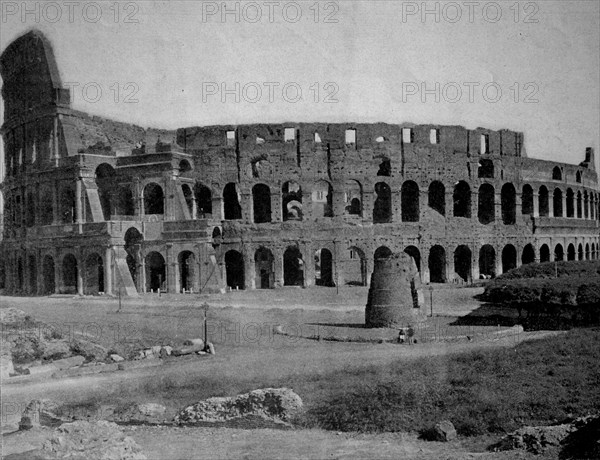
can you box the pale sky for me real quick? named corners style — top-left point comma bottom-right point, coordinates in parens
top-left (0, 0), bottom-right (599, 170)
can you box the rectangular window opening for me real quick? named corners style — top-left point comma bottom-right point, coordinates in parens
top-left (314, 132), bottom-right (322, 143)
top-left (345, 129), bottom-right (356, 145)
top-left (402, 128), bottom-right (413, 144)
top-left (284, 127), bottom-right (296, 142)
top-left (226, 130), bottom-right (236, 146)
top-left (430, 129), bottom-right (439, 144)
top-left (481, 134), bottom-right (489, 154)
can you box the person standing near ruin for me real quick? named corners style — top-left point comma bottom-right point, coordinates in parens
top-left (407, 325), bottom-right (415, 345)
top-left (398, 328), bottom-right (406, 344)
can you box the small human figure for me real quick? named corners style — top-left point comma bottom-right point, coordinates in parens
top-left (398, 328), bottom-right (406, 344)
top-left (407, 325), bottom-right (415, 345)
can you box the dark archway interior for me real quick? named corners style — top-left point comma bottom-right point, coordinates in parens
top-left (316, 249), bottom-right (334, 286)
top-left (429, 246), bottom-right (446, 283)
top-left (404, 246), bottom-right (421, 272)
top-left (428, 181), bottom-right (445, 215)
top-left (373, 183), bottom-right (392, 223)
top-left (255, 247), bottom-right (274, 289)
top-left (401, 181), bottom-right (419, 222)
top-left (502, 245), bottom-right (517, 272)
top-left (252, 184), bottom-right (272, 223)
top-left (454, 245), bottom-right (471, 282)
top-left (223, 183), bottom-right (242, 220)
top-left (225, 250), bottom-right (245, 289)
top-left (522, 244), bottom-right (535, 265)
top-left (283, 247), bottom-right (304, 286)
top-left (146, 252), bottom-right (166, 291)
top-left (453, 182), bottom-right (471, 218)
top-left (501, 184), bottom-right (516, 225)
top-left (478, 184), bottom-right (495, 225)
top-left (144, 183), bottom-right (164, 215)
top-left (479, 245), bottom-right (495, 278)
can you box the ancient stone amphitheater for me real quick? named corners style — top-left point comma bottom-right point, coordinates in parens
top-left (1, 30), bottom-right (598, 296)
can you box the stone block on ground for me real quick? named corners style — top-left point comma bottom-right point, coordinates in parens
top-left (19, 399), bottom-right (71, 430)
top-left (110, 354), bottom-right (125, 362)
top-left (433, 420), bottom-right (457, 442)
top-left (41, 340), bottom-right (72, 360)
top-left (110, 402), bottom-right (168, 425)
top-left (175, 388), bottom-right (303, 428)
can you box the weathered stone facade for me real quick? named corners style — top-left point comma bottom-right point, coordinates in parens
top-left (1, 30), bottom-right (599, 296)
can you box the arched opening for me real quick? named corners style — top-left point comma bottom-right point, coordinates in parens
top-left (539, 186), bottom-right (549, 217)
top-left (182, 184), bottom-right (194, 216)
top-left (566, 189), bottom-right (574, 217)
top-left (282, 181), bottom-right (303, 221)
top-left (377, 158), bottom-right (391, 176)
top-left (576, 171), bottom-right (582, 183)
top-left (143, 183), bottom-right (164, 215)
top-left (145, 252), bottom-right (166, 292)
top-left (124, 227), bottom-right (143, 285)
top-left (567, 243), bottom-right (576, 261)
top-left (27, 255), bottom-right (36, 294)
top-left (585, 244), bottom-right (590, 260)
top-left (554, 244), bottom-right (564, 262)
top-left (116, 186), bottom-right (135, 216)
top-left (194, 183), bottom-right (212, 217)
top-left (255, 247), bottom-right (274, 289)
top-left (178, 251), bottom-right (195, 292)
top-left (39, 188), bottom-right (53, 225)
top-left (84, 253), bottom-right (104, 295)
top-left (345, 247), bottom-right (367, 286)
top-left (252, 184), bottom-right (272, 223)
top-left (578, 244), bottom-right (584, 261)
top-left (344, 180), bottom-right (362, 216)
top-left (428, 181), bottom-right (445, 215)
top-left (313, 180), bottom-right (333, 218)
top-left (373, 182), bottom-right (392, 223)
top-left (401, 181), bottom-right (420, 222)
top-left (179, 159), bottom-right (192, 174)
top-left (283, 247), bottom-right (304, 286)
top-left (522, 185), bottom-right (533, 215)
top-left (59, 187), bottom-right (76, 224)
top-left (553, 189), bottom-right (563, 217)
top-left (96, 163), bottom-right (116, 220)
top-left (62, 254), bottom-right (78, 294)
top-left (502, 245), bottom-right (517, 273)
top-left (584, 191), bottom-right (589, 219)
top-left (479, 245), bottom-right (496, 278)
top-left (540, 244), bottom-right (550, 263)
top-left (225, 250), bottom-right (245, 290)
top-left (374, 246), bottom-right (392, 260)
top-left (478, 159), bottom-right (494, 178)
top-left (428, 245), bottom-right (446, 283)
top-left (223, 183), bottom-right (242, 220)
top-left (552, 166), bottom-right (562, 180)
top-left (42, 255), bottom-right (55, 295)
top-left (453, 181), bottom-right (471, 218)
top-left (315, 248), bottom-right (334, 286)
top-left (501, 183), bottom-right (516, 224)
top-left (404, 246), bottom-right (421, 272)
top-left (577, 191), bottom-right (582, 218)
top-left (522, 244), bottom-right (535, 265)
top-left (454, 245), bottom-right (472, 282)
top-left (478, 183), bottom-right (495, 224)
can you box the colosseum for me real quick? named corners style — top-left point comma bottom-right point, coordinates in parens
top-left (0, 30), bottom-right (599, 297)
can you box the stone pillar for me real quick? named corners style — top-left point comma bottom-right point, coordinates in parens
top-left (271, 189), bottom-right (283, 223)
top-left (533, 192), bottom-right (539, 218)
top-left (212, 196), bottom-right (224, 220)
top-left (166, 244), bottom-right (175, 293)
top-left (301, 241), bottom-right (313, 287)
top-left (75, 178), bottom-right (83, 224)
top-left (52, 181), bottom-right (59, 224)
top-left (274, 247), bottom-right (284, 288)
top-left (445, 191), bottom-right (454, 218)
top-left (243, 246), bottom-right (255, 289)
top-left (516, 246), bottom-right (523, 268)
top-left (548, 198), bottom-right (554, 218)
top-left (495, 253), bottom-right (503, 277)
top-left (76, 248), bottom-right (84, 296)
top-left (191, 196), bottom-right (197, 220)
top-left (562, 193), bottom-right (568, 219)
top-left (421, 248), bottom-right (430, 284)
top-left (104, 247), bottom-right (113, 296)
top-left (362, 189), bottom-right (374, 223)
top-left (241, 192), bottom-right (253, 223)
top-left (471, 248), bottom-right (480, 281)
top-left (54, 248), bottom-right (61, 294)
top-left (494, 192), bottom-right (502, 222)
top-left (139, 250), bottom-right (147, 293)
top-left (301, 189), bottom-right (312, 221)
top-left (332, 188), bottom-right (345, 218)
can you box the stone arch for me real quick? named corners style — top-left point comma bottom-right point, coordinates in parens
top-left (522, 184), bottom-right (533, 215)
top-left (42, 255), bottom-right (55, 295)
top-left (552, 166), bottom-right (562, 180)
top-left (576, 170), bottom-right (582, 183)
top-left (566, 188), bottom-right (575, 218)
top-left (223, 183), bottom-right (242, 220)
top-left (313, 180), bottom-right (333, 218)
top-left (501, 183), bottom-right (516, 225)
top-left (84, 252), bottom-right (104, 295)
top-left (585, 243), bottom-right (590, 260)
top-left (567, 243), bottom-right (576, 261)
top-left (344, 180), bottom-right (362, 216)
top-left (401, 181), bottom-right (420, 222)
top-left (374, 246), bottom-right (392, 260)
top-left (453, 181), bottom-right (471, 218)
top-left (62, 253), bottom-right (78, 294)
top-left (522, 244), bottom-right (535, 265)
top-left (479, 245), bottom-right (496, 278)
top-left (373, 182), bottom-right (392, 223)
top-left (96, 163), bottom-right (116, 220)
top-left (584, 191), bottom-right (589, 219)
top-left (181, 184), bottom-right (194, 216)
top-left (282, 181), bottom-right (303, 221)
top-left (403, 245), bottom-right (421, 272)
top-left (539, 186), bottom-right (549, 217)
top-left (255, 247), bottom-right (275, 289)
top-left (145, 251), bottom-right (166, 292)
top-left (478, 183), bottom-right (495, 224)
top-left (194, 183), bottom-right (212, 217)
top-left (252, 183), bottom-right (272, 223)
top-left (554, 244), bottom-right (564, 261)
top-left (428, 181), bottom-right (445, 215)
top-left (315, 248), bottom-right (334, 286)
top-left (577, 191), bottom-right (582, 218)
top-left (454, 245), bottom-right (472, 282)
top-left (178, 251), bottom-right (196, 292)
top-left (502, 244), bottom-right (517, 273)
top-left (225, 250), bottom-right (245, 290)
top-left (143, 182), bottom-right (164, 215)
top-left (345, 246), bottom-right (367, 286)
top-left (553, 188), bottom-right (563, 217)
top-left (116, 186), bottom-right (135, 216)
top-left (59, 186), bottom-right (76, 224)
top-left (540, 244), bottom-right (550, 263)
top-left (179, 159), bottom-right (192, 174)
top-left (283, 246), bottom-right (304, 286)
top-left (429, 245), bottom-right (446, 283)
top-left (578, 243), bottom-right (584, 260)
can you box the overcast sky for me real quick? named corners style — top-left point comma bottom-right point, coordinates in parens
top-left (0, 0), bottom-right (599, 170)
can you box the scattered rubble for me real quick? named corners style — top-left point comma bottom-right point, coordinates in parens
top-left (110, 403), bottom-right (168, 425)
top-left (19, 399), bottom-right (71, 430)
top-left (175, 388), bottom-right (303, 428)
